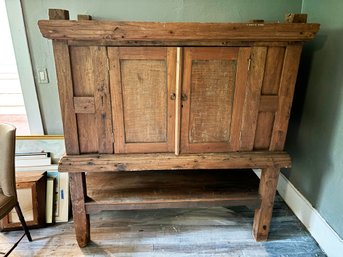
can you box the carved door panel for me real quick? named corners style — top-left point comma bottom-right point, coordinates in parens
top-left (108, 47), bottom-right (176, 153)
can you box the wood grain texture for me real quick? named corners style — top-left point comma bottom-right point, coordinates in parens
top-left (240, 47), bottom-right (267, 151)
top-left (48, 9), bottom-right (69, 20)
top-left (0, 196), bottom-right (327, 256)
top-left (92, 47), bottom-right (113, 154)
top-left (69, 46), bottom-right (113, 154)
top-left (270, 45), bottom-right (302, 151)
top-left (254, 112), bottom-right (275, 150)
top-left (85, 169), bottom-right (261, 214)
top-left (69, 173), bottom-right (90, 248)
top-left (77, 15), bottom-right (92, 21)
top-left (73, 97), bottom-right (95, 114)
top-left (52, 41), bottom-right (79, 154)
top-left (70, 46), bottom-right (98, 153)
top-left (58, 151), bottom-right (291, 173)
top-left (259, 95), bottom-right (279, 112)
top-left (230, 47), bottom-right (251, 151)
top-left (253, 167), bottom-right (279, 241)
top-left (261, 47), bottom-right (285, 95)
top-left (38, 20), bottom-right (320, 43)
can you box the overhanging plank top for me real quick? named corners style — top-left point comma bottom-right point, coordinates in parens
top-left (58, 152), bottom-right (291, 172)
top-left (38, 20), bottom-right (319, 44)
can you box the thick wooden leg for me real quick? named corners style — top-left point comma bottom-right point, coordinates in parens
top-left (15, 202), bottom-right (32, 242)
top-left (253, 167), bottom-right (279, 241)
top-left (70, 172), bottom-right (90, 247)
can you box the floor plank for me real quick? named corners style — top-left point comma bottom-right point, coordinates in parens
top-left (0, 195), bottom-right (326, 256)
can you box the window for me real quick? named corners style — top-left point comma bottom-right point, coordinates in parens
top-left (1, 0), bottom-right (43, 135)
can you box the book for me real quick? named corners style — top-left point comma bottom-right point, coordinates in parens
top-left (46, 171), bottom-right (70, 223)
top-left (46, 177), bottom-right (55, 223)
top-left (15, 156), bottom-right (52, 167)
top-left (16, 164), bottom-right (58, 172)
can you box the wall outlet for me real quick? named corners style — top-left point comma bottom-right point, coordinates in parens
top-left (37, 68), bottom-right (49, 84)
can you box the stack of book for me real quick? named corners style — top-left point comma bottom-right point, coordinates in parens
top-left (15, 152), bottom-right (69, 224)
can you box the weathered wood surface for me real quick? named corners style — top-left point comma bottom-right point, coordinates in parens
top-left (85, 169), bottom-right (261, 213)
top-left (108, 47), bottom-right (176, 153)
top-left (0, 195), bottom-right (327, 257)
top-left (253, 168), bottom-right (280, 241)
top-left (181, 47), bottom-right (239, 153)
top-left (58, 152), bottom-right (291, 172)
top-left (38, 20), bottom-right (319, 43)
top-left (69, 173), bottom-right (90, 247)
top-left (52, 41), bottom-right (79, 155)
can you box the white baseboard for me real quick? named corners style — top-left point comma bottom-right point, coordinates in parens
top-left (254, 169), bottom-right (343, 257)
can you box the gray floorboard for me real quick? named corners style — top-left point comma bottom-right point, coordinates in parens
top-left (0, 195), bottom-right (326, 256)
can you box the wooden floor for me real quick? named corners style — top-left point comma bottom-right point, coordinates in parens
top-left (0, 195), bottom-right (326, 257)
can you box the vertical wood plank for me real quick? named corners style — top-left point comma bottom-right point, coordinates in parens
top-left (254, 112), bottom-right (275, 150)
top-left (92, 47), bottom-right (114, 153)
top-left (270, 45), bottom-right (302, 151)
top-left (230, 47), bottom-right (251, 151)
top-left (52, 41), bottom-right (79, 154)
top-left (174, 47), bottom-right (182, 155)
top-left (108, 47), bottom-right (125, 153)
top-left (253, 167), bottom-right (279, 241)
top-left (261, 47), bottom-right (285, 95)
top-left (254, 47), bottom-right (285, 150)
top-left (70, 46), bottom-right (98, 153)
top-left (69, 172), bottom-right (90, 247)
top-left (239, 47), bottom-right (267, 150)
top-left (167, 47), bottom-right (177, 153)
top-left (180, 48), bottom-right (192, 153)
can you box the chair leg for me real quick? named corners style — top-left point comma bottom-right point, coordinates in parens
top-left (14, 202), bottom-right (32, 242)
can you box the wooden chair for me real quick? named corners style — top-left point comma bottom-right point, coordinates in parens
top-left (0, 123), bottom-right (32, 255)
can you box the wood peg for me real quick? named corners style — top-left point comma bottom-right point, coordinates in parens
top-left (77, 15), bottom-right (92, 21)
top-left (285, 13), bottom-right (308, 23)
top-left (48, 9), bottom-right (69, 20)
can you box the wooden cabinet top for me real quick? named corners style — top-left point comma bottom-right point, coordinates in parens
top-left (38, 11), bottom-right (319, 46)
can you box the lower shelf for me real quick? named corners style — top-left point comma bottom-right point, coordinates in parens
top-left (85, 169), bottom-right (261, 214)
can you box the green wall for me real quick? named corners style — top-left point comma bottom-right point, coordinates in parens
top-left (19, 0), bottom-right (302, 134)
top-left (286, 0), bottom-right (343, 238)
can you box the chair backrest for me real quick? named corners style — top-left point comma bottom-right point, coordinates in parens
top-left (0, 123), bottom-right (17, 197)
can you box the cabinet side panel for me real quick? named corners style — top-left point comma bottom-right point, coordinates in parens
top-left (53, 41), bottom-right (79, 154)
top-left (270, 45), bottom-right (302, 151)
top-left (69, 46), bottom-right (113, 154)
top-left (239, 47), bottom-right (267, 151)
top-left (254, 47), bottom-right (285, 150)
top-left (70, 46), bottom-right (98, 153)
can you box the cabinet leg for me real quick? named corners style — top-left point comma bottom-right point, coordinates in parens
top-left (253, 167), bottom-right (279, 241)
top-left (70, 172), bottom-right (90, 247)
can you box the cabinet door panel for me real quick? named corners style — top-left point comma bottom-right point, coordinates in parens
top-left (181, 47), bottom-right (240, 153)
top-left (109, 47), bottom-right (176, 153)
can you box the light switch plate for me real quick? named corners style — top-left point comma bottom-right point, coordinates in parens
top-left (37, 68), bottom-right (49, 84)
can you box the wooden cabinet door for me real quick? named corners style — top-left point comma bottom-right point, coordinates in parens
top-left (180, 47), bottom-right (252, 153)
top-left (108, 47), bottom-right (176, 153)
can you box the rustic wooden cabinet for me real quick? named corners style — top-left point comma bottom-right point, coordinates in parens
top-left (39, 10), bottom-right (319, 247)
